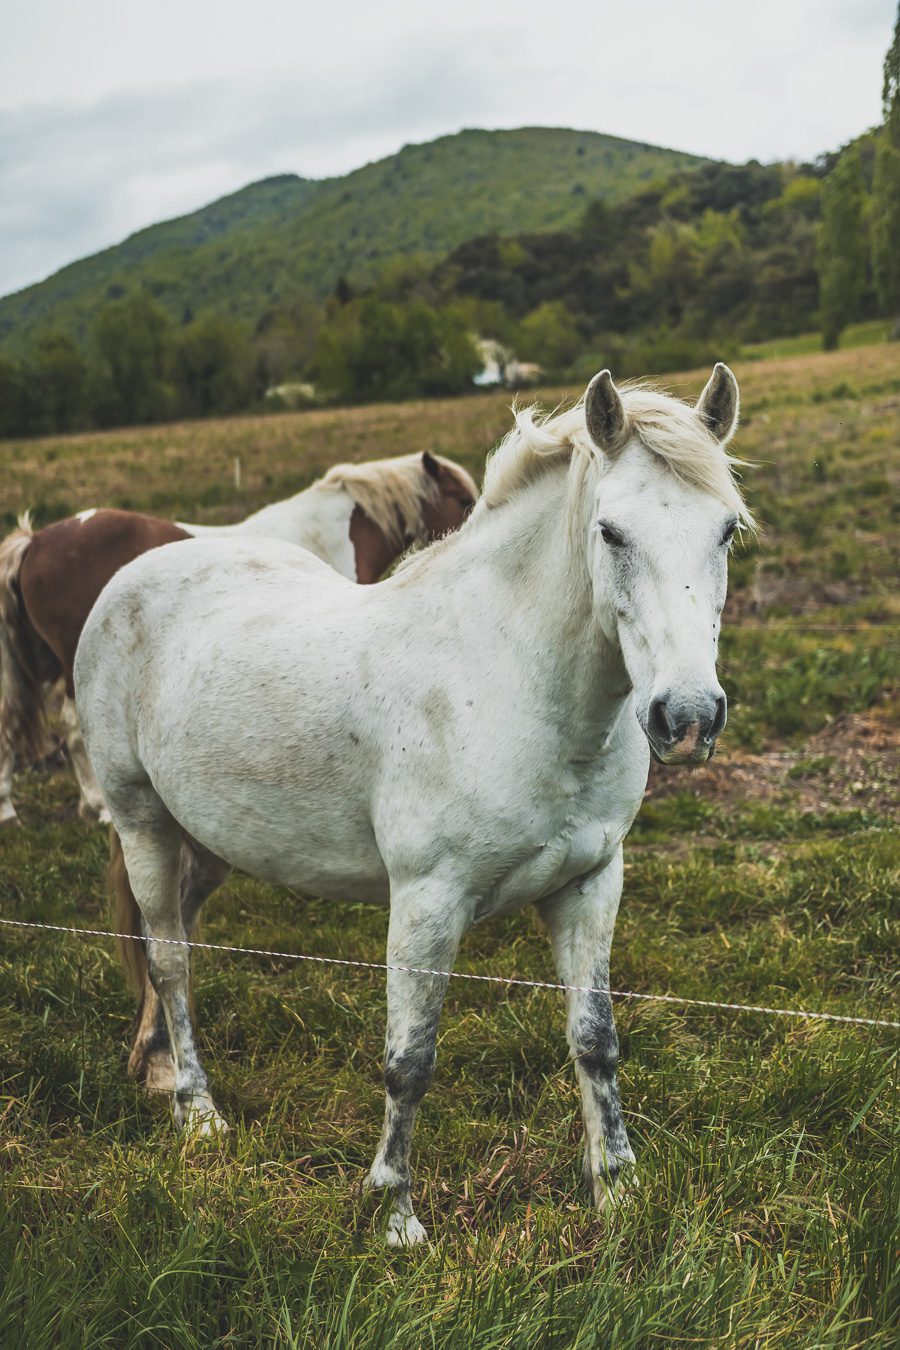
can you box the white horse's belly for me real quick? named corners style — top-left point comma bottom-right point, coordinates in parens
top-left (151, 768), bottom-right (391, 904)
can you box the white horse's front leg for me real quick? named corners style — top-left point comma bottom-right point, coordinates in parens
top-left (59, 695), bottom-right (110, 824)
top-left (365, 885), bottom-right (469, 1247)
top-left (538, 849), bottom-right (635, 1209)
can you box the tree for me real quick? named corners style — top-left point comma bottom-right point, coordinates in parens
top-left (817, 146), bottom-right (868, 350)
top-left (518, 301), bottom-right (581, 370)
top-left (872, 3), bottom-right (900, 336)
top-left (254, 296), bottom-right (322, 388)
top-left (30, 334), bottom-right (88, 432)
top-left (409, 303), bottom-right (481, 396)
top-left (0, 356), bottom-right (28, 437)
top-left (172, 313), bottom-right (257, 417)
top-left (314, 298), bottom-right (478, 404)
top-left (92, 291), bottom-right (174, 424)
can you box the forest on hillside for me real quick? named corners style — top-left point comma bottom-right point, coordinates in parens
top-left (1, 13), bottom-right (898, 439)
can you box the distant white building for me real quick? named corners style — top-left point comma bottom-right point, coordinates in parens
top-left (264, 381), bottom-right (318, 409)
top-left (473, 337), bottom-right (542, 389)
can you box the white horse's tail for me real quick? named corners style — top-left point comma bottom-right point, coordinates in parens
top-left (109, 829), bottom-right (148, 997)
top-left (0, 515), bottom-right (53, 765)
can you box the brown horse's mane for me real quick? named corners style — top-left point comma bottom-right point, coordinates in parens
top-left (321, 454), bottom-right (477, 547)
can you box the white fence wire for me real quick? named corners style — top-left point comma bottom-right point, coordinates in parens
top-left (1, 916), bottom-right (897, 1032)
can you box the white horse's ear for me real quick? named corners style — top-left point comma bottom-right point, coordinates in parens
top-left (696, 363), bottom-right (739, 443)
top-left (585, 370), bottom-right (627, 453)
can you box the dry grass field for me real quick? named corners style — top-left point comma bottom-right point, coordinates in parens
top-left (2, 342), bottom-right (898, 544)
top-left (1, 344), bottom-right (898, 1347)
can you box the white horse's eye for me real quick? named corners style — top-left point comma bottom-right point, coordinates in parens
top-left (599, 524), bottom-right (624, 547)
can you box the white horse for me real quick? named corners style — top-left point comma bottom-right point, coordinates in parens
top-left (75, 366), bottom-right (749, 1246)
top-left (0, 451), bottom-right (476, 826)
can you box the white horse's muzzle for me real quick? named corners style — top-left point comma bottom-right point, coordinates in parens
top-left (642, 689), bottom-right (727, 765)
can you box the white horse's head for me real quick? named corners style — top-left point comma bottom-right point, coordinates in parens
top-left (584, 365), bottom-right (748, 765)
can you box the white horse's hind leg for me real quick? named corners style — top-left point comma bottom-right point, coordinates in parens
top-left (127, 838), bottom-right (231, 1094)
top-left (365, 889), bottom-right (468, 1247)
top-left (0, 734), bottom-right (17, 825)
top-left (118, 798), bottom-right (226, 1135)
top-left (59, 695), bottom-right (110, 824)
top-left (538, 850), bottom-right (636, 1209)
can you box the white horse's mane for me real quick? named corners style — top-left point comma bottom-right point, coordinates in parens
top-left (481, 384), bottom-right (754, 528)
top-left (321, 453), bottom-right (477, 546)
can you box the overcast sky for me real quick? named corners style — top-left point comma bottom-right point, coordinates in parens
top-left (0, 0), bottom-right (895, 300)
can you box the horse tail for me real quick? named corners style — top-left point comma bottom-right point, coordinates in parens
top-left (109, 828), bottom-right (148, 998)
top-left (0, 515), bottom-right (52, 765)
top-left (111, 830), bottom-right (200, 1058)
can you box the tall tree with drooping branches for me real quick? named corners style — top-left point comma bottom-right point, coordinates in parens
top-left (817, 146), bottom-right (868, 351)
top-left (872, 2), bottom-right (900, 337)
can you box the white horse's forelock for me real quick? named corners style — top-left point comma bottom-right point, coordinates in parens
top-left (321, 453), bottom-right (477, 548)
top-left (480, 384), bottom-right (755, 531)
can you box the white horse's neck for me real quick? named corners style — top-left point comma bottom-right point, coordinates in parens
top-left (416, 464), bottom-right (630, 757)
top-left (178, 481), bottom-right (357, 578)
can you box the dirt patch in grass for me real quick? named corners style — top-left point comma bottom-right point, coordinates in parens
top-left (737, 568), bottom-right (877, 616)
top-left (647, 710), bottom-right (899, 817)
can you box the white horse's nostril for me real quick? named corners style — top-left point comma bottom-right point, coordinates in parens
top-left (710, 694), bottom-right (728, 739)
top-left (648, 696), bottom-right (675, 743)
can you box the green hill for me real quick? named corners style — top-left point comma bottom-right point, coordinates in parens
top-left (0, 127), bottom-right (708, 353)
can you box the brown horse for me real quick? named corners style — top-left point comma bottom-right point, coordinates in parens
top-left (0, 451), bottom-right (477, 826)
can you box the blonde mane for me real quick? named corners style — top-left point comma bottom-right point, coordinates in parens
top-left (481, 384), bottom-right (754, 528)
top-left (321, 453), bottom-right (476, 547)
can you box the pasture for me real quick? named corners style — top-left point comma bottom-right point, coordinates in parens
top-left (1, 345), bottom-right (898, 1347)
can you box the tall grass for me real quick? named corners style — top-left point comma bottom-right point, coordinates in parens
top-left (1, 773), bottom-right (897, 1346)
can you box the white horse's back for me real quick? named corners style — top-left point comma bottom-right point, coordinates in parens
top-left (179, 483), bottom-right (358, 576)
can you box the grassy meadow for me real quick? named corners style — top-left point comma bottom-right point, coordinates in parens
top-left (0, 344), bottom-right (898, 1346)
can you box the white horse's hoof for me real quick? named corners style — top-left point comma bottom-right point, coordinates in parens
top-left (77, 801), bottom-right (111, 826)
top-left (593, 1166), bottom-right (639, 1212)
top-left (175, 1093), bottom-right (229, 1137)
top-left (191, 1110), bottom-right (229, 1139)
top-left (386, 1212), bottom-right (428, 1248)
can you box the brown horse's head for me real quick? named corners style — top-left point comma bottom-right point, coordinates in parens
top-left (338, 451), bottom-right (478, 583)
top-left (419, 450), bottom-right (478, 541)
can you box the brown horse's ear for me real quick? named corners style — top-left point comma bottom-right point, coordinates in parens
top-left (585, 370), bottom-right (628, 453)
top-left (422, 450), bottom-right (443, 481)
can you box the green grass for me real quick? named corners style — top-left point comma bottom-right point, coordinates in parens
top-left (740, 320), bottom-right (892, 362)
top-left (722, 626), bottom-right (897, 748)
top-left (1, 771), bottom-right (897, 1346)
top-left (1, 345), bottom-right (898, 1344)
